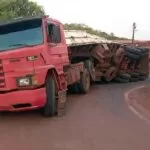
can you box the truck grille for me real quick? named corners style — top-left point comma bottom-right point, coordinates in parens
top-left (0, 60), bottom-right (5, 88)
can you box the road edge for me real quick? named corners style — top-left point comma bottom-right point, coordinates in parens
top-left (124, 85), bottom-right (150, 125)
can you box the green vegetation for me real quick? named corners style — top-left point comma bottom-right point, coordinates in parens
top-left (64, 23), bottom-right (127, 40)
top-left (0, 0), bottom-right (45, 21)
top-left (0, 0), bottom-right (127, 40)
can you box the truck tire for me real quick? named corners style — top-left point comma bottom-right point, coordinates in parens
top-left (137, 47), bottom-right (148, 53)
top-left (84, 60), bottom-right (95, 82)
top-left (78, 68), bottom-right (90, 94)
top-left (139, 72), bottom-right (148, 76)
top-left (42, 76), bottom-right (56, 117)
top-left (118, 73), bottom-right (131, 79)
top-left (130, 77), bottom-right (139, 82)
top-left (124, 47), bottom-right (143, 55)
top-left (115, 77), bottom-right (129, 83)
top-left (68, 83), bottom-right (79, 94)
top-left (129, 72), bottom-right (139, 78)
top-left (125, 52), bottom-right (140, 60)
top-left (139, 75), bottom-right (148, 81)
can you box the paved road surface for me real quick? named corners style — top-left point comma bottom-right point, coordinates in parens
top-left (0, 81), bottom-right (150, 150)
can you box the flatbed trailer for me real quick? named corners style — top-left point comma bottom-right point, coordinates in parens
top-left (0, 16), bottom-right (148, 117)
top-left (65, 30), bottom-right (149, 83)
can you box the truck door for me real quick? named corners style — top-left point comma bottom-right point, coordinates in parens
top-left (46, 21), bottom-right (68, 73)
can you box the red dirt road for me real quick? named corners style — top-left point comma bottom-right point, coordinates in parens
top-left (0, 81), bottom-right (150, 150)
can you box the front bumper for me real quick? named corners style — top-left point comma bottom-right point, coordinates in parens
top-left (0, 88), bottom-right (46, 111)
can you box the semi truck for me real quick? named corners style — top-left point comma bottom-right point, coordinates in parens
top-left (0, 15), bottom-right (148, 117)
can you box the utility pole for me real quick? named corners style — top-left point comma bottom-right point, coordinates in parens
top-left (132, 22), bottom-right (137, 45)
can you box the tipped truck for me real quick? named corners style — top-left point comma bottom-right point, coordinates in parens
top-left (0, 16), bottom-right (148, 117)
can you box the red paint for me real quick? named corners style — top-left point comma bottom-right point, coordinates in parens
top-left (0, 16), bottom-right (71, 112)
top-left (0, 88), bottom-right (46, 111)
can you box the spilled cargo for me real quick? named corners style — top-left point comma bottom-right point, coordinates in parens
top-left (66, 30), bottom-right (149, 84)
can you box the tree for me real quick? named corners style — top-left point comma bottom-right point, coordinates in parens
top-left (110, 32), bottom-right (115, 37)
top-left (0, 0), bottom-right (45, 21)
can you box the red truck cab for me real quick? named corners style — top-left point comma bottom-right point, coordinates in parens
top-left (0, 16), bottom-right (74, 116)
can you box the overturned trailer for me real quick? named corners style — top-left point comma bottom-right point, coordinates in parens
top-left (65, 30), bottom-right (149, 84)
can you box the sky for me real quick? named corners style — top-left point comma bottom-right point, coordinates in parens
top-left (32, 0), bottom-right (150, 40)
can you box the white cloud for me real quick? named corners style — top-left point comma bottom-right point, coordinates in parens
top-left (32, 0), bottom-right (150, 40)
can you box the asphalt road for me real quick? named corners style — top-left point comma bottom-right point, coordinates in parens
top-left (0, 81), bottom-right (150, 150)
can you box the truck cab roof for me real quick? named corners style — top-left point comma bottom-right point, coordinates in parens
top-left (0, 15), bottom-right (61, 27)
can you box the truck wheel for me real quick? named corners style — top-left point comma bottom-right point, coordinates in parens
top-left (42, 76), bottom-right (56, 117)
top-left (84, 60), bottom-right (95, 82)
top-left (118, 73), bottom-right (131, 79)
top-left (125, 52), bottom-right (140, 60)
top-left (139, 72), bottom-right (148, 76)
top-left (68, 83), bottom-right (79, 94)
top-left (78, 68), bottom-right (90, 94)
top-left (124, 47), bottom-right (143, 55)
top-left (115, 77), bottom-right (129, 83)
top-left (129, 72), bottom-right (139, 78)
top-left (130, 77), bottom-right (139, 82)
top-left (137, 47), bottom-right (148, 53)
top-left (139, 75), bottom-right (148, 81)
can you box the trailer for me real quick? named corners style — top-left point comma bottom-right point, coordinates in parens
top-left (0, 16), bottom-right (148, 117)
top-left (65, 30), bottom-right (149, 83)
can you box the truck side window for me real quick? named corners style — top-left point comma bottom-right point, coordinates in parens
top-left (47, 23), bottom-right (61, 43)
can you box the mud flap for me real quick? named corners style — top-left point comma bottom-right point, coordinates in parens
top-left (57, 90), bottom-right (67, 117)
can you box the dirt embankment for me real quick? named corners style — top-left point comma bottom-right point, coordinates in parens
top-left (125, 84), bottom-right (150, 122)
top-left (135, 86), bottom-right (150, 111)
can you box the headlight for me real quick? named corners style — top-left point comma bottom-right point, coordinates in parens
top-left (17, 77), bottom-right (31, 87)
top-left (27, 55), bottom-right (38, 61)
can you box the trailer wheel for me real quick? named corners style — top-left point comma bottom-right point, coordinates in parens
top-left (125, 52), bottom-right (140, 60)
top-left (68, 83), bottom-right (79, 94)
top-left (139, 75), bottom-right (148, 81)
top-left (129, 72), bottom-right (139, 78)
top-left (115, 77), bottom-right (129, 83)
top-left (118, 73), bottom-right (131, 79)
top-left (42, 75), bottom-right (56, 117)
top-left (137, 47), bottom-right (148, 53)
top-left (78, 68), bottom-right (90, 94)
top-left (84, 60), bottom-right (95, 82)
top-left (130, 77), bottom-right (139, 82)
top-left (139, 72), bottom-right (148, 76)
top-left (125, 47), bottom-right (143, 55)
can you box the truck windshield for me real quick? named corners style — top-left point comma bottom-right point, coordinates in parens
top-left (0, 19), bottom-right (43, 51)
